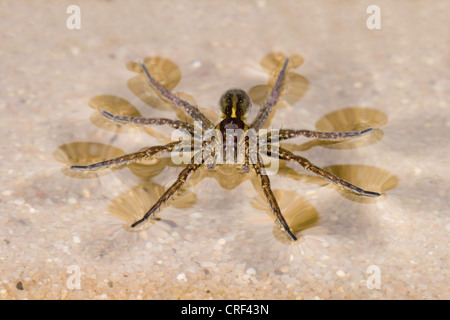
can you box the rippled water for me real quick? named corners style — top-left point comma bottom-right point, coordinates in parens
top-left (1, 1), bottom-right (448, 300)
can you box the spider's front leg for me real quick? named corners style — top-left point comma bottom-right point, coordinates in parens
top-left (101, 110), bottom-right (194, 135)
top-left (131, 152), bottom-right (206, 228)
top-left (140, 64), bottom-right (214, 130)
top-left (250, 57), bottom-right (290, 130)
top-left (252, 154), bottom-right (297, 241)
top-left (70, 141), bottom-right (180, 170)
top-left (276, 146), bottom-right (381, 197)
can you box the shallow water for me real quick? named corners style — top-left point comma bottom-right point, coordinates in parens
top-left (1, 1), bottom-right (448, 299)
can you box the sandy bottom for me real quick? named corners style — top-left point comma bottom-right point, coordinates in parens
top-left (0, 1), bottom-right (448, 299)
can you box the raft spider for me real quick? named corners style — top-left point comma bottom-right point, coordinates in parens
top-left (71, 57), bottom-right (380, 241)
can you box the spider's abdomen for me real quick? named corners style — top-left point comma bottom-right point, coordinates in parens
top-left (218, 117), bottom-right (246, 157)
top-left (219, 117), bottom-right (246, 132)
top-left (214, 116), bottom-right (248, 165)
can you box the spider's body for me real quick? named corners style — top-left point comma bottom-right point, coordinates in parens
top-left (217, 89), bottom-right (249, 161)
top-left (71, 57), bottom-right (380, 241)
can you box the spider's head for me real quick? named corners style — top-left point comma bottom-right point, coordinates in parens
top-left (219, 89), bottom-right (251, 120)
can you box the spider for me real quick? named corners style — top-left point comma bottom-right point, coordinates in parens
top-left (71, 56), bottom-right (381, 241)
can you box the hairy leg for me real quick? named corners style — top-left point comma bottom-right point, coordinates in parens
top-left (276, 146), bottom-right (381, 196)
top-left (250, 57), bottom-right (290, 130)
top-left (241, 135), bottom-right (250, 173)
top-left (131, 152), bottom-right (206, 227)
top-left (101, 110), bottom-right (194, 134)
top-left (70, 141), bottom-right (180, 170)
top-left (263, 127), bottom-right (374, 142)
top-left (141, 64), bottom-right (214, 130)
top-left (252, 154), bottom-right (297, 241)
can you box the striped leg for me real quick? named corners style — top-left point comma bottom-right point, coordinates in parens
top-left (276, 128), bottom-right (374, 142)
top-left (131, 152), bottom-right (206, 228)
top-left (252, 155), bottom-right (297, 241)
top-left (277, 147), bottom-right (381, 196)
top-left (250, 57), bottom-right (290, 130)
top-left (141, 64), bottom-right (214, 130)
top-left (70, 141), bottom-right (180, 170)
top-left (101, 110), bottom-right (194, 134)
top-left (240, 135), bottom-right (251, 173)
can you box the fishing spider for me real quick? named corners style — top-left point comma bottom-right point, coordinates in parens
top-left (71, 57), bottom-right (380, 241)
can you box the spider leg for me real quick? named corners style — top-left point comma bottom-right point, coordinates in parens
top-left (266, 127), bottom-right (374, 142)
top-left (252, 154), bottom-right (297, 241)
top-left (250, 57), bottom-right (290, 130)
top-left (241, 136), bottom-right (250, 173)
top-left (131, 151), bottom-right (206, 228)
top-left (70, 141), bottom-right (180, 170)
top-left (101, 110), bottom-right (194, 135)
top-left (140, 64), bottom-right (214, 130)
top-left (275, 146), bottom-right (381, 196)
top-left (206, 153), bottom-right (218, 170)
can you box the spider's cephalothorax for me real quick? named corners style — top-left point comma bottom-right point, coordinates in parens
top-left (217, 89), bottom-right (251, 162)
top-left (219, 88), bottom-right (251, 120)
top-left (71, 56), bottom-right (381, 241)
